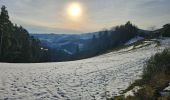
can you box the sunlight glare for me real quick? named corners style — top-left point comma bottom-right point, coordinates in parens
top-left (68, 2), bottom-right (82, 18)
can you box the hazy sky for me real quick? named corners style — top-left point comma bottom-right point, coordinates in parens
top-left (1, 0), bottom-right (170, 34)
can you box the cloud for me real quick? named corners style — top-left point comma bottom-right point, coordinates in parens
top-left (1, 0), bottom-right (170, 33)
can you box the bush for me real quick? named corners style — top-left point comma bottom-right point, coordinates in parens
top-left (142, 48), bottom-right (170, 82)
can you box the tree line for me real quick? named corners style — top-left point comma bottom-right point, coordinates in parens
top-left (54, 21), bottom-right (170, 61)
top-left (0, 5), bottom-right (42, 63)
top-left (40, 21), bottom-right (139, 62)
top-left (71, 21), bottom-right (138, 60)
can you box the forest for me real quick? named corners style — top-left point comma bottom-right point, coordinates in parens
top-left (0, 5), bottom-right (42, 63)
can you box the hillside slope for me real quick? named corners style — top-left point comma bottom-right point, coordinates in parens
top-left (0, 38), bottom-right (170, 100)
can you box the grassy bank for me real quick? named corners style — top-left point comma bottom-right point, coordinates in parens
top-left (111, 48), bottom-right (170, 100)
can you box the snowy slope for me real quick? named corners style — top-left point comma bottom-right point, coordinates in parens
top-left (0, 38), bottom-right (170, 100)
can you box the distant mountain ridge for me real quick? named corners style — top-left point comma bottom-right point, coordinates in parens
top-left (31, 32), bottom-right (100, 53)
top-left (31, 28), bottom-right (148, 54)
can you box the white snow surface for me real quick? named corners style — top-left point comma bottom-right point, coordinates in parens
top-left (0, 38), bottom-right (170, 100)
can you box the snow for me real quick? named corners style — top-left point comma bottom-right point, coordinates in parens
top-left (63, 49), bottom-right (73, 55)
top-left (124, 86), bottom-right (141, 98)
top-left (125, 37), bottom-right (143, 45)
top-left (164, 83), bottom-right (170, 91)
top-left (0, 38), bottom-right (170, 100)
top-left (160, 37), bottom-right (170, 48)
top-left (160, 83), bottom-right (170, 97)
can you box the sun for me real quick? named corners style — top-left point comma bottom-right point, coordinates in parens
top-left (68, 2), bottom-right (82, 18)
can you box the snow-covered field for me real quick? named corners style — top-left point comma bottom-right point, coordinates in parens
top-left (0, 38), bottom-right (170, 100)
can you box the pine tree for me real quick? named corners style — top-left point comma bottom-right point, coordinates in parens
top-left (0, 5), bottom-right (13, 61)
top-left (0, 5), bottom-right (41, 63)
